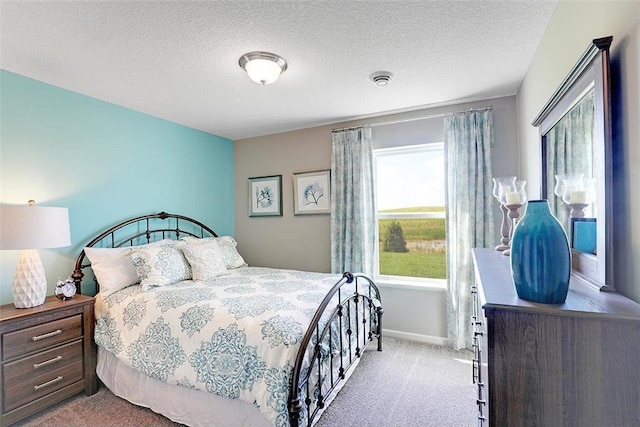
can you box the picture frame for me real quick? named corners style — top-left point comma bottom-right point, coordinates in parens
top-left (249, 175), bottom-right (283, 217)
top-left (293, 169), bottom-right (331, 215)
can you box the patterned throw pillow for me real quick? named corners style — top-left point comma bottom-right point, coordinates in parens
top-left (216, 236), bottom-right (248, 269)
top-left (130, 243), bottom-right (192, 290)
top-left (182, 239), bottom-right (228, 281)
top-left (84, 239), bottom-right (175, 297)
top-left (181, 236), bottom-right (247, 269)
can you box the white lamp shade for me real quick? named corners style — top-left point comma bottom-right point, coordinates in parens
top-left (0, 206), bottom-right (71, 250)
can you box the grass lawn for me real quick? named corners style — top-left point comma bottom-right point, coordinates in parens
top-left (379, 206), bottom-right (447, 279)
top-left (379, 250), bottom-right (447, 279)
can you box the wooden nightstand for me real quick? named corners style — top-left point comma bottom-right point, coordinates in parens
top-left (0, 294), bottom-right (97, 426)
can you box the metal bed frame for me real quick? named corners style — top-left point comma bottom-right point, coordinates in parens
top-left (73, 211), bottom-right (383, 427)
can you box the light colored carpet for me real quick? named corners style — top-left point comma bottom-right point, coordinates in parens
top-left (316, 337), bottom-right (476, 427)
top-left (15, 337), bottom-right (476, 427)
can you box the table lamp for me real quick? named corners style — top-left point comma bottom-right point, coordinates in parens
top-left (0, 201), bottom-right (71, 308)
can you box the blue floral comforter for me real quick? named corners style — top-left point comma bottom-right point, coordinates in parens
top-left (94, 267), bottom-right (349, 426)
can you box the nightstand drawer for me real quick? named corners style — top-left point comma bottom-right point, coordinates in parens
top-left (2, 315), bottom-right (82, 360)
top-left (3, 340), bottom-right (83, 388)
top-left (1, 295), bottom-right (97, 426)
top-left (4, 360), bottom-right (83, 412)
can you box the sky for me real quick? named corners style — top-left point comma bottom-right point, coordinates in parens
top-left (375, 147), bottom-right (445, 210)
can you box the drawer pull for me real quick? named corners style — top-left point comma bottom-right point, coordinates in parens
top-left (33, 355), bottom-right (64, 369)
top-left (33, 375), bottom-right (64, 391)
top-left (32, 329), bottom-right (63, 342)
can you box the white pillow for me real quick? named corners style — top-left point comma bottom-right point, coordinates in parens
top-left (182, 236), bottom-right (247, 269)
top-left (130, 243), bottom-right (192, 291)
top-left (182, 239), bottom-right (228, 281)
top-left (84, 239), bottom-right (174, 298)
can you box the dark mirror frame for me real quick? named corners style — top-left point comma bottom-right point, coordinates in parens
top-left (532, 36), bottom-right (614, 292)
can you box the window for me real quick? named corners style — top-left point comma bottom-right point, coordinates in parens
top-left (374, 142), bottom-right (446, 283)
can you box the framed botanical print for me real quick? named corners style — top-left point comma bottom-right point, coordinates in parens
top-left (292, 169), bottom-right (331, 215)
top-left (249, 175), bottom-right (283, 217)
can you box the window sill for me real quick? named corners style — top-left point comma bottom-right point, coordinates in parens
top-left (375, 276), bottom-right (447, 292)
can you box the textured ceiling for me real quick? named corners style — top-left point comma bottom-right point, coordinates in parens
top-left (0, 1), bottom-right (557, 140)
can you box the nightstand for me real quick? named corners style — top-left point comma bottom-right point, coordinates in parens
top-left (0, 294), bottom-right (97, 426)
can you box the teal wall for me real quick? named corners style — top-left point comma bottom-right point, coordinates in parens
top-left (0, 70), bottom-right (235, 303)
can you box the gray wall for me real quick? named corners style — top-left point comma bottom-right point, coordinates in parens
top-left (517, 1), bottom-right (640, 303)
top-left (236, 0), bottom-right (640, 341)
top-left (235, 95), bottom-right (518, 342)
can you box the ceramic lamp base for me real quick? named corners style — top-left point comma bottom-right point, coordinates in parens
top-left (12, 249), bottom-right (47, 308)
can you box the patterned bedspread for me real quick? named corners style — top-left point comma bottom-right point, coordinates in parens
top-left (94, 267), bottom-right (355, 426)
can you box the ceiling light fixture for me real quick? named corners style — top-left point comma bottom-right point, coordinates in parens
top-left (239, 51), bottom-right (288, 85)
top-left (370, 71), bottom-right (393, 87)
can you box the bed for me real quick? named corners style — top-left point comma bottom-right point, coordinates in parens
top-left (72, 212), bottom-right (383, 427)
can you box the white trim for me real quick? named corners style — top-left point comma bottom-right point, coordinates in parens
top-left (376, 277), bottom-right (446, 292)
top-left (373, 142), bottom-right (447, 282)
top-left (377, 211), bottom-right (445, 219)
top-left (374, 141), bottom-right (444, 156)
top-left (382, 329), bottom-right (448, 346)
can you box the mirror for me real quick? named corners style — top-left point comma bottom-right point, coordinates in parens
top-left (532, 36), bottom-right (614, 292)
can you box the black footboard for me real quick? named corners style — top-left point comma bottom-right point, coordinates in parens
top-left (288, 272), bottom-right (383, 427)
top-left (71, 212), bottom-right (383, 426)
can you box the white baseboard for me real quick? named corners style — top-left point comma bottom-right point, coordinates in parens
top-left (382, 328), bottom-right (448, 346)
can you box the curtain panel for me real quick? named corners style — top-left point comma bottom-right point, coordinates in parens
top-left (444, 110), bottom-right (495, 350)
top-left (545, 92), bottom-right (595, 226)
top-left (330, 127), bottom-right (376, 276)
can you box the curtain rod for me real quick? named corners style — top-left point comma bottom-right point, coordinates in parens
top-left (446, 106), bottom-right (493, 116)
top-left (331, 106), bottom-right (493, 133)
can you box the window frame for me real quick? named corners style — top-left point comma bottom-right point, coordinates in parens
top-left (373, 142), bottom-right (447, 289)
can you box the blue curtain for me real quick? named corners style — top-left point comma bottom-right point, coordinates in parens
top-left (444, 110), bottom-right (495, 350)
top-left (330, 127), bottom-right (376, 276)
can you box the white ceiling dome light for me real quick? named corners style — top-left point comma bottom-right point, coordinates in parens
top-left (239, 51), bottom-right (288, 85)
top-left (370, 71), bottom-right (393, 87)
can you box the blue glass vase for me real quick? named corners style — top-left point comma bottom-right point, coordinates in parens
top-left (510, 199), bottom-right (571, 304)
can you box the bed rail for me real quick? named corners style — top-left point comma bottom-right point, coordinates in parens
top-left (72, 211), bottom-right (217, 294)
top-left (288, 271), bottom-right (383, 427)
top-left (73, 212), bottom-right (383, 426)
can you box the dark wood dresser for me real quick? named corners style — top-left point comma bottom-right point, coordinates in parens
top-left (471, 248), bottom-right (640, 427)
top-left (0, 295), bottom-right (97, 426)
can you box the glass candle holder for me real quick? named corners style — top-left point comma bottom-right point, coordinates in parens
top-left (499, 179), bottom-right (527, 206)
top-left (556, 174), bottom-right (596, 218)
top-left (498, 179), bottom-right (527, 256)
top-left (492, 176), bottom-right (516, 202)
top-left (554, 173), bottom-right (584, 199)
top-left (492, 176), bottom-right (516, 251)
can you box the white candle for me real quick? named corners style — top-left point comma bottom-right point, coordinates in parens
top-left (570, 190), bottom-right (587, 204)
top-left (505, 191), bottom-right (520, 205)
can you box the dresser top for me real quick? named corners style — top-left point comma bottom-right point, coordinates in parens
top-left (472, 248), bottom-right (640, 321)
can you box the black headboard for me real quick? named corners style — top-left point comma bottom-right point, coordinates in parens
top-left (72, 211), bottom-right (217, 294)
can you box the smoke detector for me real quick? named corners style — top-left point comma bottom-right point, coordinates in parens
top-left (370, 71), bottom-right (393, 87)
